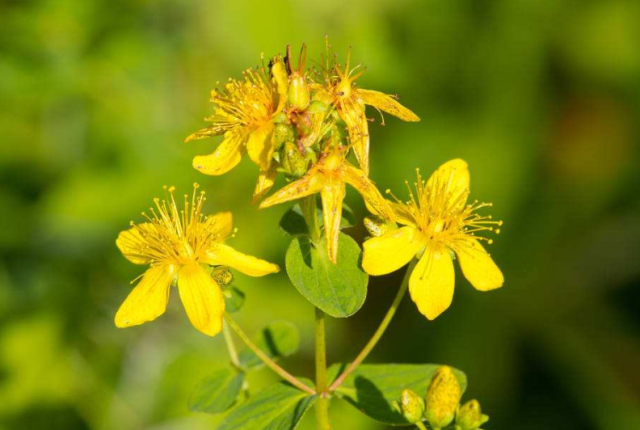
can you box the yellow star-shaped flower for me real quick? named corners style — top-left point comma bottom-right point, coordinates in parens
top-left (115, 184), bottom-right (279, 336)
top-left (260, 148), bottom-right (394, 263)
top-left (362, 159), bottom-right (504, 320)
top-left (185, 60), bottom-right (288, 180)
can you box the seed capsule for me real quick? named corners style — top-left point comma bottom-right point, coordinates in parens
top-left (286, 44), bottom-right (310, 110)
top-left (281, 141), bottom-right (308, 178)
top-left (272, 123), bottom-right (295, 151)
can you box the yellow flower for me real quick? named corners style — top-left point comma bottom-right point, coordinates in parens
top-left (260, 148), bottom-right (394, 263)
top-left (185, 61), bottom-right (288, 179)
top-left (115, 184), bottom-right (279, 336)
top-left (362, 159), bottom-right (503, 320)
top-left (313, 46), bottom-right (420, 175)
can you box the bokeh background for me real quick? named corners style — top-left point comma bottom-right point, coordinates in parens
top-left (2, 0), bottom-right (640, 429)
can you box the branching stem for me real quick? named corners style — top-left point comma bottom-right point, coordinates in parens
top-left (224, 313), bottom-right (316, 395)
top-left (329, 258), bottom-right (417, 392)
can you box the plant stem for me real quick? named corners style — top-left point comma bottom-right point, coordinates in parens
top-left (415, 421), bottom-right (428, 430)
top-left (224, 313), bottom-right (316, 395)
top-left (222, 323), bottom-right (240, 369)
top-left (328, 259), bottom-right (417, 392)
top-left (301, 195), bottom-right (320, 241)
top-left (315, 307), bottom-right (331, 430)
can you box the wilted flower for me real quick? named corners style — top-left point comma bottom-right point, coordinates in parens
top-left (313, 44), bottom-right (420, 174)
top-left (260, 147), bottom-right (394, 263)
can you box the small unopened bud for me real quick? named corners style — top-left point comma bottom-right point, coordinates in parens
top-left (281, 141), bottom-right (307, 177)
top-left (272, 123), bottom-right (295, 151)
top-left (456, 400), bottom-right (489, 430)
top-left (211, 266), bottom-right (234, 287)
top-left (425, 366), bottom-right (462, 429)
top-left (364, 216), bottom-right (395, 237)
top-left (400, 389), bottom-right (425, 424)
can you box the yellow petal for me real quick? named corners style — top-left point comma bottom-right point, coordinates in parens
top-left (177, 264), bottom-right (224, 336)
top-left (343, 163), bottom-right (395, 221)
top-left (342, 103), bottom-right (370, 174)
top-left (204, 243), bottom-right (280, 277)
top-left (452, 238), bottom-right (504, 291)
top-left (184, 125), bottom-right (227, 143)
top-left (259, 169), bottom-right (324, 208)
top-left (427, 159), bottom-right (470, 194)
top-left (271, 57), bottom-right (289, 112)
top-left (321, 180), bottom-right (346, 264)
top-left (409, 245), bottom-right (455, 320)
top-left (204, 211), bottom-right (234, 240)
top-left (252, 164), bottom-right (279, 204)
top-left (362, 226), bottom-right (424, 275)
top-left (357, 89), bottom-right (420, 122)
top-left (116, 224), bottom-right (155, 265)
top-left (426, 159), bottom-right (470, 210)
top-left (247, 122), bottom-right (275, 170)
top-left (192, 130), bottom-right (246, 176)
top-left (115, 264), bottom-right (175, 328)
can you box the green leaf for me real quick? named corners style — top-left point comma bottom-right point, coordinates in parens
top-left (330, 363), bottom-right (467, 426)
top-left (238, 321), bottom-right (300, 369)
top-left (217, 381), bottom-right (316, 430)
top-left (189, 367), bottom-right (244, 414)
top-left (285, 233), bottom-right (368, 318)
top-left (279, 203), bottom-right (356, 236)
top-left (224, 286), bottom-right (245, 313)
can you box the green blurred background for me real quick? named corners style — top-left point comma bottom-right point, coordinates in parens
top-left (2, 0), bottom-right (640, 428)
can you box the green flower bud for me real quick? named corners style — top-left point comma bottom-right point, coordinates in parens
top-left (281, 141), bottom-right (307, 177)
top-left (364, 216), bottom-right (396, 237)
top-left (399, 389), bottom-right (425, 424)
top-left (307, 100), bottom-right (329, 114)
top-left (456, 400), bottom-right (489, 430)
top-left (272, 123), bottom-right (295, 151)
top-left (211, 266), bottom-right (234, 287)
top-left (425, 366), bottom-right (462, 429)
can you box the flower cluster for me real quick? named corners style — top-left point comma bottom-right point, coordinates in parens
top-left (114, 40), bottom-right (504, 340)
top-left (396, 366), bottom-right (489, 430)
top-left (185, 42), bottom-right (419, 263)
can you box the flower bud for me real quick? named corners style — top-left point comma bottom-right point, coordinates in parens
top-left (272, 123), bottom-right (295, 151)
top-left (364, 216), bottom-right (396, 237)
top-left (211, 266), bottom-right (234, 287)
top-left (270, 56), bottom-right (289, 102)
top-left (399, 389), bottom-right (425, 424)
top-left (281, 141), bottom-right (308, 177)
top-left (425, 366), bottom-right (462, 429)
top-left (456, 400), bottom-right (489, 430)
